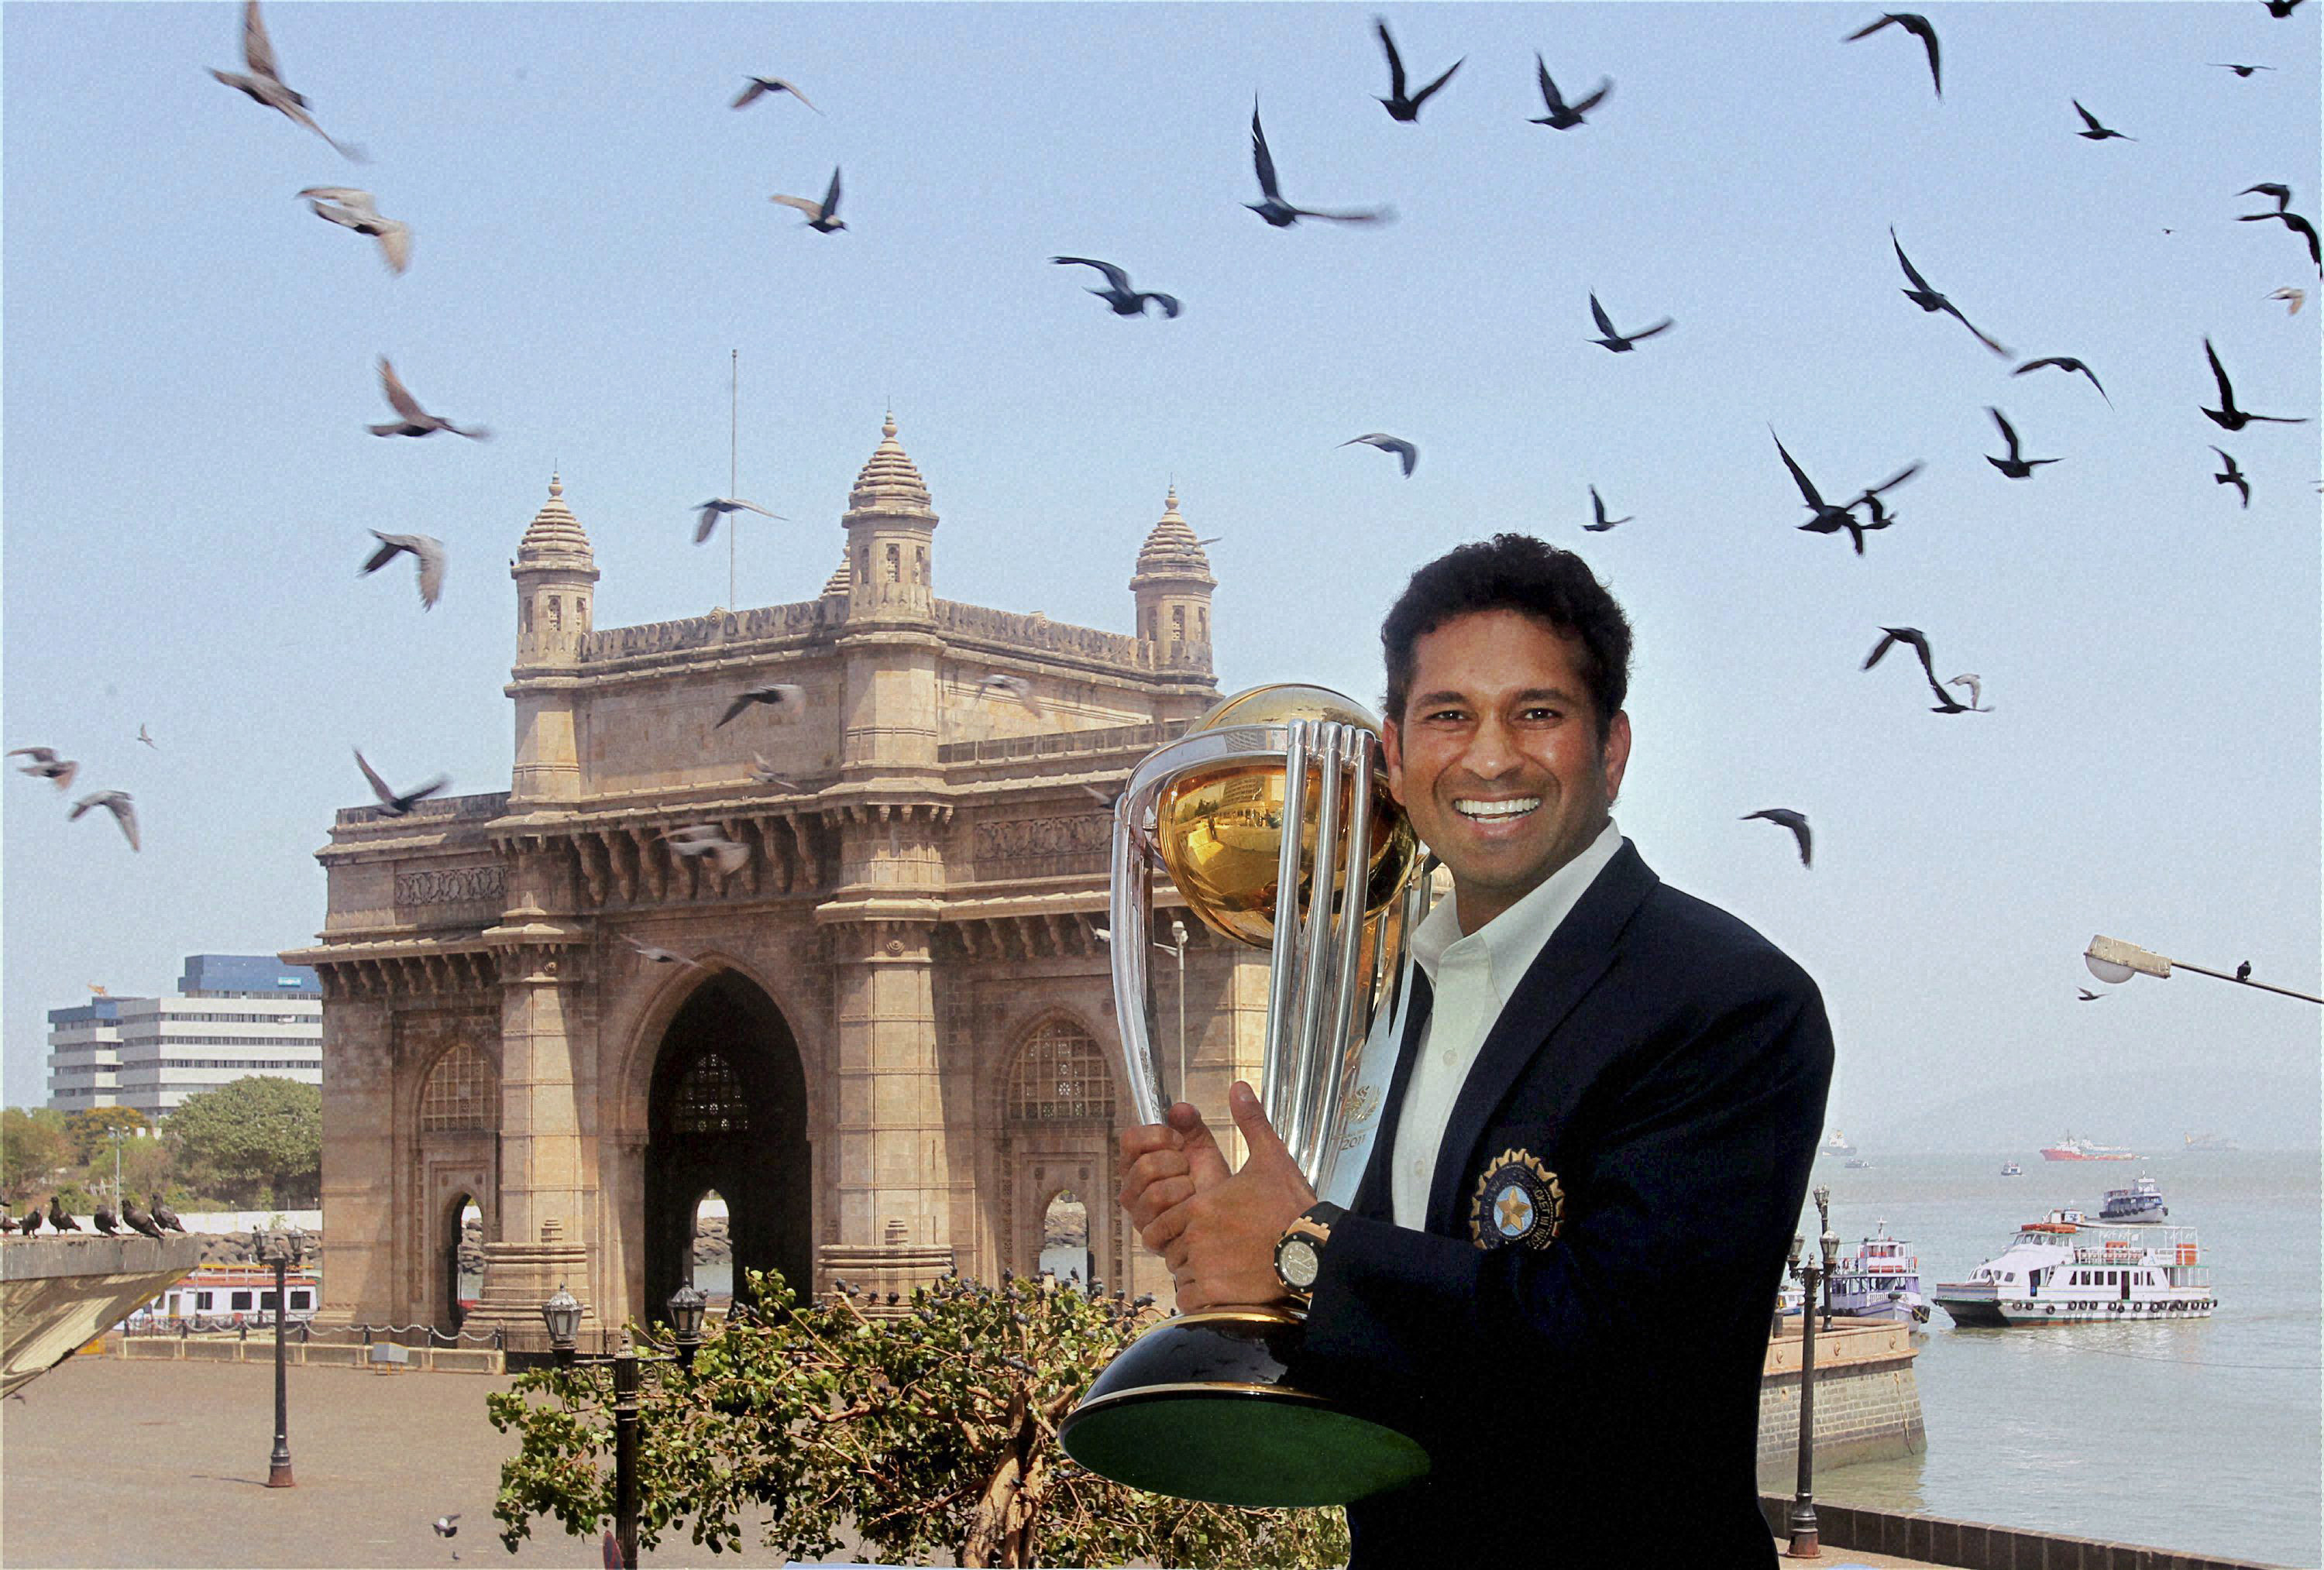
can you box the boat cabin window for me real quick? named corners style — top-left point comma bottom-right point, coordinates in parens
top-left (197, 1290), bottom-right (216, 1311)
top-left (290, 1289), bottom-right (314, 1311)
top-left (230, 1290), bottom-right (253, 1311)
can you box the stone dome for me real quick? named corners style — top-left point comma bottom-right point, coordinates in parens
top-left (844, 412), bottom-right (937, 525)
top-left (514, 474), bottom-right (596, 572)
top-left (1129, 486), bottom-right (1215, 591)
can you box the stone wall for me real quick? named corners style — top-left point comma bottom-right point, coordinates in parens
top-left (1758, 1317), bottom-right (1926, 1479)
top-left (1755, 1495), bottom-right (2285, 1570)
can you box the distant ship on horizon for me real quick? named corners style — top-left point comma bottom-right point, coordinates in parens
top-left (1818, 1128), bottom-right (1856, 1159)
top-left (2183, 1131), bottom-right (2240, 1152)
top-left (2041, 1132), bottom-right (2137, 1162)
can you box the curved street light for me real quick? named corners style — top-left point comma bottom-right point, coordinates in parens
top-left (2084, 935), bottom-right (2322, 1005)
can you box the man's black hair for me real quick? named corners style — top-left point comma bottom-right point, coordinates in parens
top-left (1380, 534), bottom-right (1632, 736)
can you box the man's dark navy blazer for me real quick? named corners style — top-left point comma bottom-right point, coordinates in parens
top-left (1295, 838), bottom-right (1834, 1564)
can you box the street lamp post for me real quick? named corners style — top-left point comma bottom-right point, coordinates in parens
top-left (1785, 1211), bottom-right (1841, 1558)
top-left (536, 1286), bottom-right (705, 1570)
top-left (2084, 935), bottom-right (2322, 1005)
top-left (1813, 1184), bottom-right (1836, 1331)
top-left (254, 1227), bottom-right (306, 1488)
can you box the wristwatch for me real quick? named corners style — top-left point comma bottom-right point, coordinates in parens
top-left (1273, 1201), bottom-right (1346, 1299)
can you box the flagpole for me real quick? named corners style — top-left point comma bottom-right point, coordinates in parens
top-left (729, 349), bottom-right (739, 610)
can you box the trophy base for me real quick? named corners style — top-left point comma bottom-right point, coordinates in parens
top-left (1057, 1304), bottom-right (1430, 1507)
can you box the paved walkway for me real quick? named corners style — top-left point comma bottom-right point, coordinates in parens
top-left (1, 1352), bottom-right (1962, 1568)
top-left (0, 1353), bottom-right (819, 1568)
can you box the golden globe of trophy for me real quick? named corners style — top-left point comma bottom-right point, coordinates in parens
top-left (1056, 683), bottom-right (1437, 1506)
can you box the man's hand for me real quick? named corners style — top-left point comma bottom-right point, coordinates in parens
top-left (1137, 1081), bottom-right (1316, 1311)
top-left (1119, 1100), bottom-right (1232, 1247)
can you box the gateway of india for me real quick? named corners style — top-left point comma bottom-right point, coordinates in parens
top-left (287, 415), bottom-right (1272, 1335)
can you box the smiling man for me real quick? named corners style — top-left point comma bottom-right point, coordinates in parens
top-left (1120, 534), bottom-right (1833, 1565)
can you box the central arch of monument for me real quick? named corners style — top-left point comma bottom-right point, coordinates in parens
top-left (643, 972), bottom-right (810, 1313)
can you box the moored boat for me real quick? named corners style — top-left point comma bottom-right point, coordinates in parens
top-left (2099, 1173), bottom-right (2168, 1224)
top-left (2000, 1161), bottom-right (2023, 1176)
top-left (1776, 1222), bottom-right (1928, 1324)
top-left (1932, 1211), bottom-right (2214, 1326)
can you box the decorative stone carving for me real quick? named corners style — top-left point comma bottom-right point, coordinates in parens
top-left (395, 864), bottom-right (508, 909)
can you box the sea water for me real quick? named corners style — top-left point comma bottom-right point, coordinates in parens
top-left (1796, 1149), bottom-right (2320, 1567)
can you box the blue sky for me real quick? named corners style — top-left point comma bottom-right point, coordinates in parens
top-left (4, 2), bottom-right (2319, 1143)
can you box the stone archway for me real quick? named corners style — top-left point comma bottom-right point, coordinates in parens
top-left (644, 973), bottom-right (810, 1316)
top-left (445, 1194), bottom-right (484, 1328)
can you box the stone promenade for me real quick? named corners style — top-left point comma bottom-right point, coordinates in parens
top-left (0, 1353), bottom-right (817, 1568)
top-left (4, 1352), bottom-right (1971, 1569)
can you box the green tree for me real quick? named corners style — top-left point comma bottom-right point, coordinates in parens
top-left (1, 1107), bottom-right (71, 1202)
top-left (64, 1104), bottom-right (150, 1165)
top-left (490, 1269), bottom-right (1349, 1568)
top-left (162, 1077), bottom-right (321, 1208)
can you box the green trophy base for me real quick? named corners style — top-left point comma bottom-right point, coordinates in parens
top-left (1057, 1305), bottom-right (1431, 1507)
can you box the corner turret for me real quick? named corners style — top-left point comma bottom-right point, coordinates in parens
top-left (1129, 485), bottom-right (1215, 676)
top-left (507, 475), bottom-right (598, 804)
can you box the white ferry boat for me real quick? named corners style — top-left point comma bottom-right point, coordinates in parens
top-left (1779, 1222), bottom-right (1928, 1324)
top-left (1817, 1129), bottom-right (1856, 1159)
top-left (1931, 1211), bottom-right (2214, 1326)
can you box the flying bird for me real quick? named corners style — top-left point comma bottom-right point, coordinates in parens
top-left (2268, 287), bottom-right (2305, 314)
top-left (361, 531), bottom-right (446, 609)
top-left (770, 167), bottom-right (846, 232)
top-left (748, 754), bottom-right (803, 789)
top-left (119, 1200), bottom-right (166, 1241)
top-left (2211, 447), bottom-right (2251, 507)
top-left (1741, 809), bottom-right (1813, 867)
top-left (1772, 431), bottom-right (1918, 555)
top-left (2211, 62), bottom-right (2276, 76)
top-left (137, 725), bottom-right (157, 750)
top-left (2237, 209), bottom-right (2321, 270)
top-left (1587, 293), bottom-right (1673, 352)
top-left (297, 187), bottom-right (409, 273)
top-left (731, 77), bottom-right (819, 112)
top-left (150, 1196), bottom-right (188, 1234)
top-left (625, 936), bottom-right (699, 970)
top-left (433, 1515), bottom-right (462, 1538)
top-left (2071, 101), bottom-right (2135, 141)
top-left (370, 358), bottom-right (489, 440)
top-left (1863, 627), bottom-right (1975, 713)
top-left (71, 791), bottom-right (139, 850)
top-left (209, 0), bottom-right (363, 160)
top-left (2262, 0), bottom-right (2305, 17)
top-left (2077, 988), bottom-right (2102, 1001)
top-left (2012, 356), bottom-right (2110, 405)
top-left (1891, 229), bottom-right (2012, 356)
top-left (1984, 407), bottom-right (2060, 479)
top-left (977, 674), bottom-right (1047, 718)
top-left (665, 825), bottom-right (750, 877)
top-left (2202, 338), bottom-right (2307, 429)
top-left (1528, 54), bottom-right (1611, 130)
top-left (1583, 486), bottom-right (1632, 532)
top-left (693, 497), bottom-right (784, 545)
top-left (1050, 257), bottom-right (1181, 318)
top-left (1341, 433), bottom-right (1418, 476)
top-left (92, 1204), bottom-right (120, 1235)
top-left (48, 1198), bottom-right (81, 1233)
top-left (1944, 674), bottom-right (1992, 712)
top-left (1372, 18), bottom-right (1462, 122)
top-left (716, 684), bottom-right (806, 728)
top-left (354, 749), bottom-right (449, 815)
top-left (1245, 101), bottom-right (1392, 227)
top-left (9, 747), bottom-right (79, 791)
top-left (1843, 13), bottom-right (1941, 96)
top-left (2241, 182), bottom-right (2293, 211)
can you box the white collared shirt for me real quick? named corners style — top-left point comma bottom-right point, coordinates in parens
top-left (1389, 818), bottom-right (1624, 1230)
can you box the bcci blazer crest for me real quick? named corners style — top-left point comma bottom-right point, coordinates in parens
top-left (1469, 1147), bottom-right (1563, 1251)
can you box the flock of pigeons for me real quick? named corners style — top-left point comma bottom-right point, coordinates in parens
top-left (2, 1191), bottom-right (188, 1239)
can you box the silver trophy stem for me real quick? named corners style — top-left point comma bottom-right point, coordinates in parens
top-left (1315, 731), bottom-right (1377, 1175)
top-left (1110, 785), bottom-right (1168, 1127)
top-left (1284, 723), bottom-right (1346, 1173)
top-left (1260, 721), bottom-right (1312, 1143)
